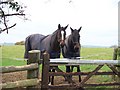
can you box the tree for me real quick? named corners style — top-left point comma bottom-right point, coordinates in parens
top-left (15, 41), bottom-right (25, 45)
top-left (0, 0), bottom-right (26, 34)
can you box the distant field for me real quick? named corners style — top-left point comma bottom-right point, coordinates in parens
top-left (81, 47), bottom-right (113, 60)
top-left (1, 45), bottom-right (118, 89)
top-left (1, 45), bottom-right (114, 66)
top-left (1, 45), bottom-right (26, 66)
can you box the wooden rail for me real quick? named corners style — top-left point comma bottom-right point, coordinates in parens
top-left (41, 52), bottom-right (120, 89)
top-left (50, 59), bottom-right (120, 65)
top-left (1, 79), bottom-right (40, 88)
top-left (0, 50), bottom-right (41, 89)
top-left (1, 48), bottom-right (120, 89)
top-left (0, 63), bottom-right (38, 73)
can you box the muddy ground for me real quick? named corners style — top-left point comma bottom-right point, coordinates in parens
top-left (1, 71), bottom-right (85, 90)
top-left (1, 71), bottom-right (118, 90)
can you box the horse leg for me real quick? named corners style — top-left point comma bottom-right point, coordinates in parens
top-left (51, 67), bottom-right (55, 85)
top-left (65, 66), bottom-right (71, 81)
top-left (77, 65), bottom-right (81, 82)
top-left (66, 66), bottom-right (70, 72)
top-left (49, 66), bottom-right (55, 85)
top-left (49, 70), bottom-right (51, 83)
top-left (70, 65), bottom-right (74, 79)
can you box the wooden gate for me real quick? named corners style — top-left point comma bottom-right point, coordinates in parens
top-left (41, 53), bottom-right (120, 89)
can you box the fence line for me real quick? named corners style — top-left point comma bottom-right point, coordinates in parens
top-left (0, 63), bottom-right (38, 73)
top-left (41, 52), bottom-right (120, 89)
top-left (50, 59), bottom-right (120, 65)
top-left (1, 79), bottom-right (39, 88)
top-left (0, 50), bottom-right (41, 89)
top-left (1, 48), bottom-right (120, 89)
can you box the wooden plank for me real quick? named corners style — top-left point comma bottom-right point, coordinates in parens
top-left (0, 63), bottom-right (38, 73)
top-left (107, 64), bottom-right (120, 77)
top-left (27, 50), bottom-right (40, 89)
top-left (0, 79), bottom-right (39, 88)
top-left (117, 47), bottom-right (120, 87)
top-left (49, 72), bottom-right (116, 76)
top-left (77, 65), bottom-right (104, 87)
top-left (83, 82), bottom-right (120, 86)
top-left (41, 52), bottom-right (50, 89)
top-left (50, 66), bottom-right (75, 84)
top-left (49, 82), bottom-right (120, 89)
top-left (27, 50), bottom-right (40, 79)
top-left (50, 59), bottom-right (120, 65)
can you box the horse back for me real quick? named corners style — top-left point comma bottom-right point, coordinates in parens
top-left (24, 34), bottom-right (46, 58)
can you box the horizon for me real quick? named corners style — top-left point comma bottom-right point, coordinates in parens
top-left (0, 42), bottom-right (117, 47)
top-left (0, 0), bottom-right (119, 46)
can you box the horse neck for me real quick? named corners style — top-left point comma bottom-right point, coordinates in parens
top-left (68, 35), bottom-right (74, 47)
top-left (50, 32), bottom-right (60, 52)
top-left (67, 35), bottom-right (74, 50)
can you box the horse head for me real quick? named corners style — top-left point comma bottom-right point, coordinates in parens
top-left (70, 26), bottom-right (82, 52)
top-left (57, 24), bottom-right (68, 48)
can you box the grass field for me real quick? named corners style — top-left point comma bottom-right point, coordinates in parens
top-left (1, 45), bottom-right (114, 66)
top-left (1, 45), bottom-right (26, 66)
top-left (1, 45), bottom-right (118, 89)
top-left (1, 45), bottom-right (114, 71)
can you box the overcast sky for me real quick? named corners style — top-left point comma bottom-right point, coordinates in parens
top-left (0, 0), bottom-right (119, 46)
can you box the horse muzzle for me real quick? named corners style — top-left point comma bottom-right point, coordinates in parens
top-left (60, 40), bottom-right (65, 48)
top-left (74, 43), bottom-right (80, 51)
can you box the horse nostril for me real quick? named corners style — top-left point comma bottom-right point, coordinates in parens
top-left (74, 46), bottom-right (79, 51)
top-left (60, 41), bottom-right (65, 47)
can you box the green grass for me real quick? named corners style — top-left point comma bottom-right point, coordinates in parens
top-left (2, 58), bottom-right (26, 66)
top-left (1, 45), bottom-right (26, 66)
top-left (2, 45), bottom-right (25, 59)
top-left (1, 45), bottom-right (114, 67)
top-left (0, 45), bottom-right (117, 87)
top-left (1, 45), bottom-right (119, 89)
top-left (81, 47), bottom-right (113, 60)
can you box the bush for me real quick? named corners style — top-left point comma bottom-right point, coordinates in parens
top-left (15, 41), bottom-right (25, 45)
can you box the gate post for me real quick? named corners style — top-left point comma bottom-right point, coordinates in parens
top-left (27, 50), bottom-right (40, 89)
top-left (113, 47), bottom-right (120, 88)
top-left (41, 52), bottom-right (50, 89)
top-left (117, 47), bottom-right (120, 86)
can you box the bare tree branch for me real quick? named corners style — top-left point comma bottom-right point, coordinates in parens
top-left (0, 23), bottom-right (16, 34)
top-left (0, 1), bottom-right (26, 34)
top-left (0, 13), bottom-right (25, 17)
top-left (0, 1), bottom-right (8, 5)
top-left (0, 7), bottom-right (8, 33)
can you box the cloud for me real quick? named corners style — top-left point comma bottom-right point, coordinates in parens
top-left (0, 0), bottom-right (118, 46)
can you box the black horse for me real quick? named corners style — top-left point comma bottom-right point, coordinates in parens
top-left (62, 26), bottom-right (82, 82)
top-left (24, 24), bottom-right (68, 59)
top-left (24, 24), bottom-right (68, 85)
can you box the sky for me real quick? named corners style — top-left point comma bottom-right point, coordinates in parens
top-left (0, 0), bottom-right (119, 46)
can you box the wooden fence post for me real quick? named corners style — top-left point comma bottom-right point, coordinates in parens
top-left (41, 52), bottom-right (50, 89)
top-left (27, 50), bottom-right (40, 89)
top-left (113, 48), bottom-right (118, 60)
top-left (113, 47), bottom-right (120, 88)
top-left (117, 47), bottom-right (120, 86)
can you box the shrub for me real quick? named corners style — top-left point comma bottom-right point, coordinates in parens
top-left (15, 41), bottom-right (25, 45)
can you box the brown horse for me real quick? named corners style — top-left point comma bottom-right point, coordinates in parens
top-left (24, 24), bottom-right (68, 85)
top-left (24, 24), bottom-right (68, 59)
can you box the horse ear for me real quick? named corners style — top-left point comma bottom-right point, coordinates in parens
top-left (64, 24), bottom-right (69, 30)
top-left (58, 24), bottom-right (61, 29)
top-left (70, 27), bottom-right (74, 33)
top-left (78, 26), bottom-right (82, 32)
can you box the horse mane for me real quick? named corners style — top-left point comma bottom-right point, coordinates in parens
top-left (52, 29), bottom-right (59, 36)
top-left (50, 28), bottom-right (60, 43)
